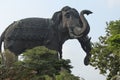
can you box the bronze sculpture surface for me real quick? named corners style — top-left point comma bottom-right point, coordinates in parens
top-left (0, 6), bottom-right (92, 65)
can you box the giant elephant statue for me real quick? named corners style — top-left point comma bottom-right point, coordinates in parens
top-left (0, 6), bottom-right (92, 65)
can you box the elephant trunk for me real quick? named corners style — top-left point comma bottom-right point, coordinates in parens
top-left (72, 10), bottom-right (92, 38)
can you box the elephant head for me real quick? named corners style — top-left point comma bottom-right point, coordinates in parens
top-left (51, 6), bottom-right (92, 65)
top-left (67, 9), bottom-right (92, 38)
top-left (52, 6), bottom-right (92, 39)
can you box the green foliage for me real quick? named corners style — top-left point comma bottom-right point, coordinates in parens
top-left (56, 69), bottom-right (79, 80)
top-left (23, 46), bottom-right (58, 61)
top-left (111, 75), bottom-right (120, 80)
top-left (0, 56), bottom-right (1, 64)
top-left (2, 50), bottom-right (16, 67)
top-left (90, 20), bottom-right (120, 80)
top-left (0, 46), bottom-right (79, 80)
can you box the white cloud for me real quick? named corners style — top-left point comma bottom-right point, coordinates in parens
top-left (107, 0), bottom-right (120, 8)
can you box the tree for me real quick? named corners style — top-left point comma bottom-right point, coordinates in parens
top-left (0, 46), bottom-right (80, 80)
top-left (56, 69), bottom-right (79, 80)
top-left (90, 20), bottom-right (120, 80)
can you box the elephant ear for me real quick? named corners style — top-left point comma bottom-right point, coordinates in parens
top-left (52, 11), bottom-right (62, 25)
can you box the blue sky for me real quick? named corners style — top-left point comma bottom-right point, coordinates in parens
top-left (0, 0), bottom-right (120, 80)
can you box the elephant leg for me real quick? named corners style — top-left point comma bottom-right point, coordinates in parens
top-left (4, 40), bottom-right (26, 56)
top-left (58, 44), bottom-right (63, 59)
top-left (59, 50), bottom-right (62, 59)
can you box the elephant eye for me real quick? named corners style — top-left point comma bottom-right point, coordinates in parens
top-left (65, 12), bottom-right (71, 18)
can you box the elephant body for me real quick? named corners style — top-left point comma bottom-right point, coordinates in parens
top-left (3, 18), bottom-right (61, 55)
top-left (0, 6), bottom-right (92, 65)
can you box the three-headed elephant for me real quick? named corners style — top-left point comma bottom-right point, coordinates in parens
top-left (0, 6), bottom-right (92, 65)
